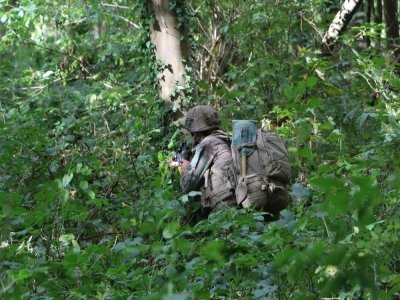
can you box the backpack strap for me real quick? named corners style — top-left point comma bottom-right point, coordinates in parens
top-left (195, 135), bottom-right (230, 182)
top-left (256, 129), bottom-right (267, 179)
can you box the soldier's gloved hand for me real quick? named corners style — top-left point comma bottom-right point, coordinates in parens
top-left (169, 159), bottom-right (190, 174)
top-left (169, 161), bottom-right (181, 168)
top-left (179, 159), bottom-right (190, 170)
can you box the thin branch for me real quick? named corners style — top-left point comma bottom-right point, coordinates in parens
top-left (187, 3), bottom-right (211, 41)
top-left (77, 231), bottom-right (122, 242)
top-left (200, 44), bottom-right (215, 59)
top-left (301, 16), bottom-right (324, 40)
top-left (110, 14), bottom-right (141, 29)
top-left (99, 3), bottom-right (130, 9)
top-left (20, 40), bottom-right (80, 60)
top-left (31, 78), bottom-right (63, 97)
top-left (125, 132), bottom-right (143, 185)
top-left (0, 101), bottom-right (5, 124)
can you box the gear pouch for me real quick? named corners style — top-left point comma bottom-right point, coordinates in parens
top-left (236, 174), bottom-right (290, 213)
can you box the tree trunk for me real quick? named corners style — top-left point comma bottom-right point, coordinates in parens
top-left (383, 0), bottom-right (400, 62)
top-left (375, 0), bottom-right (383, 23)
top-left (366, 0), bottom-right (373, 47)
top-left (148, 0), bottom-right (187, 119)
top-left (375, 0), bottom-right (383, 47)
top-left (322, 0), bottom-right (363, 50)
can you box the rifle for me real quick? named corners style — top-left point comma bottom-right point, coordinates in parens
top-left (172, 141), bottom-right (192, 166)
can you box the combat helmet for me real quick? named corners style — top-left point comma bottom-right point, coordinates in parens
top-left (184, 105), bottom-right (220, 133)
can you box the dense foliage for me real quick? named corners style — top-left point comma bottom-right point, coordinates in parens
top-left (1, 0), bottom-right (399, 299)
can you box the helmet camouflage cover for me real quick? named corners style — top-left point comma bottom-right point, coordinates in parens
top-left (184, 105), bottom-right (220, 133)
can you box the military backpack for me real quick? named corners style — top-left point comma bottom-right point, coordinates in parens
top-left (231, 120), bottom-right (291, 216)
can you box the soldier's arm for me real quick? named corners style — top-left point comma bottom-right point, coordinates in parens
top-left (180, 141), bottom-right (214, 194)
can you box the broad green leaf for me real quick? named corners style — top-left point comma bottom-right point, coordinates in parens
top-left (235, 254), bottom-right (258, 267)
top-left (79, 181), bottom-right (88, 190)
top-left (310, 176), bottom-right (343, 191)
top-left (307, 97), bottom-right (322, 108)
top-left (201, 240), bottom-right (225, 263)
top-left (306, 76), bottom-right (318, 88)
top-left (274, 248), bottom-right (298, 267)
top-left (284, 86), bottom-right (295, 99)
top-left (162, 221), bottom-right (179, 239)
top-left (62, 174), bottom-right (73, 187)
top-left (87, 190), bottom-right (95, 200)
top-left (188, 191), bottom-right (202, 197)
top-left (323, 83), bottom-right (343, 96)
top-left (64, 135), bottom-right (76, 142)
top-left (16, 269), bottom-right (30, 281)
top-left (173, 239), bottom-right (191, 254)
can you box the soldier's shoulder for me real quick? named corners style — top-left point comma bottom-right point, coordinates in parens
top-left (201, 134), bottom-right (229, 149)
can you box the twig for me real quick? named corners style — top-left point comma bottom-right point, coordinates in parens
top-left (112, 235), bottom-right (118, 250)
top-left (110, 14), bottom-right (141, 29)
top-left (20, 40), bottom-right (80, 61)
top-left (100, 3), bottom-right (130, 9)
top-left (13, 139), bottom-right (52, 175)
top-left (31, 78), bottom-right (63, 97)
top-left (77, 208), bottom-right (97, 242)
top-left (0, 280), bottom-right (17, 296)
top-left (0, 101), bottom-right (5, 124)
top-left (125, 133), bottom-right (143, 185)
top-left (301, 15), bottom-right (325, 40)
top-left (77, 231), bottom-right (121, 241)
top-left (322, 217), bottom-right (331, 240)
top-left (195, 14), bottom-right (212, 41)
top-left (200, 44), bottom-right (215, 58)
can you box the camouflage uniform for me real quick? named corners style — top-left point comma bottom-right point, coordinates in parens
top-left (180, 106), bottom-right (236, 210)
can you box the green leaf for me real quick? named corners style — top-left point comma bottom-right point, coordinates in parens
top-left (64, 135), bottom-right (76, 142)
top-left (307, 97), bottom-right (322, 108)
top-left (87, 190), bottom-right (95, 200)
top-left (173, 239), bottom-right (191, 253)
top-left (138, 155), bottom-right (151, 162)
top-left (201, 240), bottom-right (225, 263)
top-left (62, 174), bottom-right (73, 187)
top-left (16, 269), bottom-right (30, 281)
top-left (323, 83), bottom-right (343, 96)
top-left (306, 76), bottom-right (318, 88)
top-left (163, 294), bottom-right (189, 300)
top-left (290, 183), bottom-right (310, 201)
top-left (162, 221), bottom-right (179, 239)
top-left (180, 194), bottom-right (189, 203)
top-left (253, 286), bottom-right (278, 297)
top-left (140, 221), bottom-right (156, 235)
top-left (295, 81), bottom-right (306, 96)
top-left (284, 86), bottom-right (295, 99)
top-left (79, 181), bottom-right (88, 190)
top-left (235, 254), bottom-right (258, 267)
top-left (80, 166), bottom-right (92, 176)
top-left (87, 197), bottom-right (108, 207)
top-left (356, 112), bottom-right (377, 128)
top-left (168, 130), bottom-right (181, 149)
top-left (274, 248), bottom-right (298, 267)
top-left (310, 176), bottom-right (343, 192)
top-left (188, 191), bottom-right (202, 197)
top-left (324, 189), bottom-right (350, 214)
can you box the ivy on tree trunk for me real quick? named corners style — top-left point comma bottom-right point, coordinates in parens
top-left (148, 0), bottom-right (187, 120)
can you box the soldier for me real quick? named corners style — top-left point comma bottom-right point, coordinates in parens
top-left (170, 105), bottom-right (237, 214)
